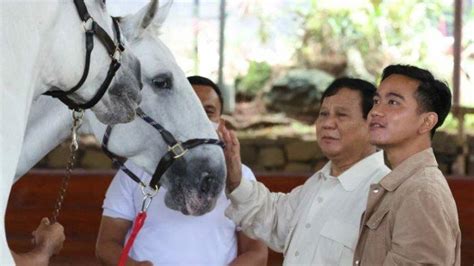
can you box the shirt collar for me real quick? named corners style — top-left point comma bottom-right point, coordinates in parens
top-left (380, 148), bottom-right (438, 191)
top-left (319, 151), bottom-right (386, 191)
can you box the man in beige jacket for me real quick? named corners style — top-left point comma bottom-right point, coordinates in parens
top-left (353, 64), bottom-right (461, 265)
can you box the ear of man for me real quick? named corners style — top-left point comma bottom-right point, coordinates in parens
top-left (418, 112), bottom-right (438, 135)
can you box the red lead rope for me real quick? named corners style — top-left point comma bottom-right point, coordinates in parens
top-left (118, 211), bottom-right (148, 266)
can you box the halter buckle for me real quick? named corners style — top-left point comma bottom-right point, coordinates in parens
top-left (112, 48), bottom-right (122, 62)
top-left (169, 142), bottom-right (188, 159)
top-left (82, 17), bottom-right (94, 32)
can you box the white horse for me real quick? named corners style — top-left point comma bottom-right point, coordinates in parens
top-left (8, 0), bottom-right (226, 263)
top-left (1, 2), bottom-right (143, 261)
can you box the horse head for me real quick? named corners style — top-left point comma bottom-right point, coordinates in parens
top-left (44, 0), bottom-right (143, 124)
top-left (88, 0), bottom-right (227, 216)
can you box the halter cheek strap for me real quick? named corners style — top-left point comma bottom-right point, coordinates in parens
top-left (101, 107), bottom-right (225, 190)
top-left (43, 0), bottom-right (125, 111)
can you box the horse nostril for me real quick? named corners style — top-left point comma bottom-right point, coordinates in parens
top-left (200, 174), bottom-right (215, 193)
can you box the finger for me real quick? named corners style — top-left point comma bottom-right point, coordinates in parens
top-left (217, 129), bottom-right (224, 140)
top-left (225, 129), bottom-right (233, 145)
top-left (229, 130), bottom-right (238, 146)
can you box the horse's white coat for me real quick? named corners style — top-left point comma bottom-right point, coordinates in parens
top-left (0, 0), bottom-right (144, 263)
top-left (7, 0), bottom-right (226, 262)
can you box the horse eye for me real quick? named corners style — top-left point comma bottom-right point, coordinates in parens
top-left (152, 77), bottom-right (172, 90)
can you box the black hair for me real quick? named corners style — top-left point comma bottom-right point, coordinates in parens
top-left (187, 75), bottom-right (224, 114)
top-left (321, 77), bottom-right (377, 119)
top-left (381, 64), bottom-right (452, 137)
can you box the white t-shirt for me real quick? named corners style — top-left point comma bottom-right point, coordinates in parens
top-left (102, 161), bottom-right (256, 266)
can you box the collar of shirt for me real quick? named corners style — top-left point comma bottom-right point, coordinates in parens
top-left (319, 151), bottom-right (386, 191)
top-left (380, 147), bottom-right (438, 192)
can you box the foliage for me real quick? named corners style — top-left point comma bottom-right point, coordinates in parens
top-left (235, 61), bottom-right (272, 99)
top-left (441, 113), bottom-right (474, 134)
top-left (292, 0), bottom-right (453, 81)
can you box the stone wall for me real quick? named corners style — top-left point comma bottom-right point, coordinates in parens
top-left (35, 132), bottom-right (474, 176)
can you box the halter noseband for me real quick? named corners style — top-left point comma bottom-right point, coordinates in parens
top-left (44, 0), bottom-right (125, 111)
top-left (101, 107), bottom-right (225, 190)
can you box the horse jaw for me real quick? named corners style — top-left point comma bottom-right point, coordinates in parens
top-left (90, 59), bottom-right (143, 124)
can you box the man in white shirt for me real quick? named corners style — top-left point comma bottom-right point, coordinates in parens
top-left (220, 77), bottom-right (391, 265)
top-left (96, 76), bottom-right (267, 266)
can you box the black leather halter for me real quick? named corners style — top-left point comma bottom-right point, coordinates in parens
top-left (44, 0), bottom-right (125, 111)
top-left (101, 107), bottom-right (225, 190)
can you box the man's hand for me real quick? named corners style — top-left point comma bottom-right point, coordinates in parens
top-left (218, 121), bottom-right (242, 192)
top-left (32, 217), bottom-right (65, 257)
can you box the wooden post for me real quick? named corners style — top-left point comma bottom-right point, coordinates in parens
top-left (452, 0), bottom-right (465, 175)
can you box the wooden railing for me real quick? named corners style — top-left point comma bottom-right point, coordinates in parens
top-left (6, 170), bottom-right (474, 266)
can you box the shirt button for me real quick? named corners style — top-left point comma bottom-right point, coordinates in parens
top-left (295, 251), bottom-right (299, 257)
top-left (317, 196), bottom-right (323, 203)
top-left (355, 260), bottom-right (360, 265)
top-left (373, 188), bottom-right (380, 194)
top-left (305, 223), bottom-right (311, 229)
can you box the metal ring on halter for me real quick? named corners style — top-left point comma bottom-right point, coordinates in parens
top-left (140, 185), bottom-right (159, 212)
top-left (73, 109), bottom-right (85, 120)
top-left (140, 184), bottom-right (159, 198)
top-left (112, 48), bottom-right (122, 62)
top-left (82, 17), bottom-right (94, 32)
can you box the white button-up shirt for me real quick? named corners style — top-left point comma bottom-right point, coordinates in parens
top-left (225, 151), bottom-right (390, 265)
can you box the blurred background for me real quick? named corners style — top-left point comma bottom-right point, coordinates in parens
top-left (6, 0), bottom-right (474, 265)
top-left (105, 0), bottom-right (474, 175)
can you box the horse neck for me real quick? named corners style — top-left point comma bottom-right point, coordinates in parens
top-left (1, 3), bottom-right (60, 99)
top-left (15, 96), bottom-right (85, 180)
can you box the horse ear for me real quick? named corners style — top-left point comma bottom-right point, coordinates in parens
top-left (150, 0), bottom-right (172, 29)
top-left (120, 0), bottom-right (172, 41)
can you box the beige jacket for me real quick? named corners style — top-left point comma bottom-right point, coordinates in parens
top-left (353, 148), bottom-right (461, 265)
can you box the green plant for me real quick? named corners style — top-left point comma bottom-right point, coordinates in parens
top-left (440, 113), bottom-right (474, 134)
top-left (293, 0), bottom-right (452, 78)
top-left (235, 61), bottom-right (272, 100)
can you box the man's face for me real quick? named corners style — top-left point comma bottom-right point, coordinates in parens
top-left (192, 84), bottom-right (222, 123)
top-left (369, 74), bottom-right (424, 147)
top-left (316, 88), bottom-right (371, 160)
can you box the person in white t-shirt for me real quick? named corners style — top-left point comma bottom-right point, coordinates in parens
top-left (220, 77), bottom-right (391, 265)
top-left (96, 76), bottom-right (268, 266)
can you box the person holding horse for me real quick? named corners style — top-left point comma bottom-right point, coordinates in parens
top-left (95, 76), bottom-right (268, 265)
top-left (219, 77), bottom-right (391, 265)
top-left (11, 217), bottom-right (65, 265)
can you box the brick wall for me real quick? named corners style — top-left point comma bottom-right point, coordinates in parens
top-left (35, 132), bottom-right (474, 176)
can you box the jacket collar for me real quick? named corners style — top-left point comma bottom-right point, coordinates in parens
top-left (380, 148), bottom-right (438, 192)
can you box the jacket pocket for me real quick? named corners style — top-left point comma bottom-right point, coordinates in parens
top-left (366, 208), bottom-right (389, 230)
